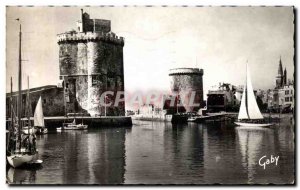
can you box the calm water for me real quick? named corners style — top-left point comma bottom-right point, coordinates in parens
top-left (7, 117), bottom-right (294, 185)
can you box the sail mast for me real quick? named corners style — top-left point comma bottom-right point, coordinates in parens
top-left (17, 22), bottom-right (22, 151)
top-left (10, 77), bottom-right (13, 130)
top-left (8, 77), bottom-right (13, 152)
top-left (27, 76), bottom-right (30, 134)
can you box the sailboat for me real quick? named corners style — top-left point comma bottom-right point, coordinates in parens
top-left (22, 77), bottom-right (37, 135)
top-left (34, 96), bottom-right (48, 134)
top-left (57, 80), bottom-right (88, 131)
top-left (7, 21), bottom-right (39, 168)
top-left (235, 63), bottom-right (273, 127)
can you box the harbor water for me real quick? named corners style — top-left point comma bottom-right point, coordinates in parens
top-left (6, 116), bottom-right (294, 185)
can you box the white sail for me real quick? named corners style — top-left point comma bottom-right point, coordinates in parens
top-left (34, 96), bottom-right (45, 127)
top-left (246, 65), bottom-right (264, 119)
top-left (238, 85), bottom-right (249, 119)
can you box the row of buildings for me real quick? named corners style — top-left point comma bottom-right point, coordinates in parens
top-left (206, 58), bottom-right (294, 113)
top-left (6, 10), bottom-right (294, 118)
top-left (136, 58), bottom-right (294, 116)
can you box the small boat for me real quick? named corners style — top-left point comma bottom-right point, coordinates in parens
top-left (234, 63), bottom-right (272, 127)
top-left (22, 126), bottom-right (37, 135)
top-left (187, 117), bottom-right (197, 122)
top-left (57, 119), bottom-right (88, 131)
top-left (7, 21), bottom-right (40, 168)
top-left (34, 96), bottom-right (48, 134)
top-left (7, 150), bottom-right (38, 168)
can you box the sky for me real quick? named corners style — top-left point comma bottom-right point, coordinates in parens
top-left (6, 6), bottom-right (294, 98)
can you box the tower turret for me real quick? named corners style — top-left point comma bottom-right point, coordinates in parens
top-left (284, 67), bottom-right (287, 85)
top-left (276, 57), bottom-right (284, 88)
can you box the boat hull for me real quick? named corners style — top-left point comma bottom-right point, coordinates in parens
top-left (57, 124), bottom-right (88, 131)
top-left (36, 127), bottom-right (48, 135)
top-left (22, 127), bottom-right (37, 135)
top-left (234, 122), bottom-right (273, 127)
top-left (7, 153), bottom-right (37, 168)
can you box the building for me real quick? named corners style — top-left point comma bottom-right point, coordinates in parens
top-left (57, 9), bottom-right (125, 116)
top-left (275, 57), bottom-right (287, 89)
top-left (267, 58), bottom-right (294, 112)
top-left (6, 85), bottom-right (65, 117)
top-left (169, 68), bottom-right (204, 113)
top-left (278, 83), bottom-right (294, 111)
top-left (6, 9), bottom-right (126, 118)
top-left (207, 83), bottom-right (239, 112)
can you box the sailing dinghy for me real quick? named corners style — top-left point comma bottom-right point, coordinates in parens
top-left (34, 96), bottom-right (48, 134)
top-left (234, 63), bottom-right (273, 127)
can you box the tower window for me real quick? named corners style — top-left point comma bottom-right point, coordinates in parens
top-left (92, 75), bottom-right (102, 86)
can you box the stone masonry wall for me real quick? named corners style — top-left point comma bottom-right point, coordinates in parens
top-left (169, 69), bottom-right (204, 112)
top-left (59, 35), bottom-right (125, 116)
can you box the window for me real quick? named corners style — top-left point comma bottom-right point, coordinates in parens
top-left (44, 99), bottom-right (47, 104)
top-left (66, 83), bottom-right (69, 88)
top-left (285, 90), bottom-right (289, 95)
top-left (92, 75), bottom-right (99, 86)
top-left (290, 97), bottom-right (293, 102)
top-left (59, 76), bottom-right (63, 80)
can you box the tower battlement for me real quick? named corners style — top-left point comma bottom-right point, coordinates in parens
top-left (169, 68), bottom-right (204, 76)
top-left (57, 31), bottom-right (124, 45)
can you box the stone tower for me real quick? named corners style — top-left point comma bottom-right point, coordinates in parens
top-left (276, 57), bottom-right (283, 88)
top-left (57, 10), bottom-right (125, 116)
top-left (169, 68), bottom-right (204, 112)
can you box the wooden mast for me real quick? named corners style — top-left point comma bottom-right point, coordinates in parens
top-left (8, 77), bottom-right (13, 152)
top-left (27, 76), bottom-right (30, 134)
top-left (17, 22), bottom-right (22, 151)
top-left (10, 77), bottom-right (13, 130)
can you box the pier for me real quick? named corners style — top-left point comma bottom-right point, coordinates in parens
top-left (6, 116), bottom-right (132, 130)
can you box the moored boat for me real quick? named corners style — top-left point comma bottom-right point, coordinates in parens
top-left (7, 21), bottom-right (40, 168)
top-left (34, 96), bottom-right (48, 134)
top-left (235, 63), bottom-right (272, 127)
top-left (57, 119), bottom-right (88, 131)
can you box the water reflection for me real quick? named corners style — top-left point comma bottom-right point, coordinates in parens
top-left (236, 127), bottom-right (274, 184)
top-left (6, 120), bottom-right (294, 185)
top-left (7, 167), bottom-right (38, 184)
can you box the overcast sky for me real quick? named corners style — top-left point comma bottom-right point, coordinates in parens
top-left (6, 6), bottom-right (294, 97)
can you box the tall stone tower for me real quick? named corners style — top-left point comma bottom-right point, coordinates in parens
top-left (57, 10), bottom-right (125, 116)
top-left (276, 57), bottom-right (283, 88)
top-left (169, 68), bottom-right (204, 112)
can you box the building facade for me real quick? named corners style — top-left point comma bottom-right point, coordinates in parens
top-left (6, 85), bottom-right (65, 118)
top-left (207, 83), bottom-right (239, 112)
top-left (57, 9), bottom-right (125, 116)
